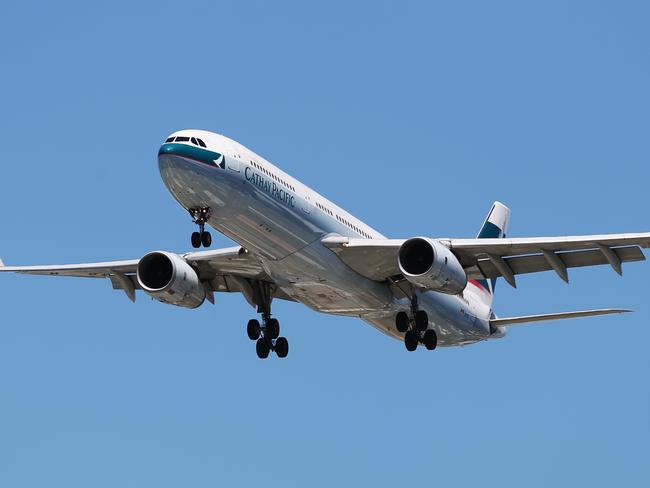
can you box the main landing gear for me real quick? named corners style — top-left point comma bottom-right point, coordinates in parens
top-left (246, 281), bottom-right (289, 359)
top-left (189, 207), bottom-right (212, 248)
top-left (395, 296), bottom-right (437, 352)
top-left (247, 317), bottom-right (288, 359)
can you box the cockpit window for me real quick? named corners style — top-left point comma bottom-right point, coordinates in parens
top-left (165, 137), bottom-right (175, 143)
top-left (197, 138), bottom-right (207, 148)
top-left (191, 137), bottom-right (198, 145)
top-left (175, 136), bottom-right (190, 142)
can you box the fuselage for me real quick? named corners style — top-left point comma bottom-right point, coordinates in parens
top-left (158, 129), bottom-right (498, 347)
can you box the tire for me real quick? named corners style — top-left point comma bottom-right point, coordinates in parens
top-left (191, 232), bottom-right (201, 248)
top-left (256, 338), bottom-right (270, 359)
top-left (266, 318), bottom-right (280, 339)
top-left (423, 329), bottom-right (437, 350)
top-left (201, 231), bottom-right (212, 247)
top-left (275, 337), bottom-right (289, 358)
top-left (404, 330), bottom-right (419, 352)
top-left (247, 319), bottom-right (261, 340)
top-left (415, 310), bottom-right (429, 332)
top-left (395, 311), bottom-right (409, 333)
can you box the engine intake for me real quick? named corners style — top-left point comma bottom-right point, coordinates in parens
top-left (137, 251), bottom-right (206, 308)
top-left (398, 237), bottom-right (467, 294)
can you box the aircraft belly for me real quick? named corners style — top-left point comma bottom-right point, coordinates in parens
top-left (362, 290), bottom-right (491, 347)
top-left (265, 239), bottom-right (394, 314)
top-left (160, 156), bottom-right (393, 313)
top-left (159, 156), bottom-right (319, 260)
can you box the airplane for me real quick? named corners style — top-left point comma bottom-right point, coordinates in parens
top-left (1, 129), bottom-right (648, 359)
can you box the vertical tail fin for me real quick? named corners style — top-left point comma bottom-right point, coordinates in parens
top-left (477, 201), bottom-right (510, 240)
top-left (473, 201), bottom-right (511, 301)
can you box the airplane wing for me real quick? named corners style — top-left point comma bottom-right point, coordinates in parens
top-left (0, 246), bottom-right (290, 303)
top-left (322, 232), bottom-right (650, 287)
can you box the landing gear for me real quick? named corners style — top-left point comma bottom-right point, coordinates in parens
top-left (191, 232), bottom-right (202, 248)
top-left (189, 207), bottom-right (212, 248)
top-left (404, 330), bottom-right (419, 351)
top-left (247, 319), bottom-right (261, 340)
top-left (274, 337), bottom-right (289, 358)
top-left (201, 231), bottom-right (212, 247)
top-left (265, 318), bottom-right (280, 339)
top-left (422, 329), bottom-right (438, 350)
top-left (395, 295), bottom-right (437, 352)
top-left (247, 281), bottom-right (289, 359)
top-left (396, 311), bottom-right (409, 333)
top-left (256, 338), bottom-right (270, 359)
top-left (252, 324), bottom-right (288, 359)
top-left (415, 310), bottom-right (428, 332)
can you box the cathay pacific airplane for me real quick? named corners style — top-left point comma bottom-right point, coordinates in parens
top-left (2, 130), bottom-right (648, 358)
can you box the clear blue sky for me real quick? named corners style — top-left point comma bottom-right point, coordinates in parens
top-left (0, 1), bottom-right (648, 486)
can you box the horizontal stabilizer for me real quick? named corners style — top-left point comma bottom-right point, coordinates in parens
top-left (490, 308), bottom-right (631, 327)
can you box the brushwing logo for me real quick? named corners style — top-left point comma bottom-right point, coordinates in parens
top-left (214, 154), bottom-right (226, 169)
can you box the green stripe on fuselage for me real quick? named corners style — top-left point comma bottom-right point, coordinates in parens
top-left (158, 143), bottom-right (225, 169)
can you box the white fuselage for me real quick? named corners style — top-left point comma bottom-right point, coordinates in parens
top-left (158, 130), bottom-right (498, 347)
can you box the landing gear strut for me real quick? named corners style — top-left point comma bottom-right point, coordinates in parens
top-left (246, 281), bottom-right (289, 359)
top-left (189, 207), bottom-right (212, 248)
top-left (395, 296), bottom-right (437, 352)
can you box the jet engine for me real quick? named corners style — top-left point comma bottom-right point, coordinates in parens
top-left (136, 251), bottom-right (206, 308)
top-left (397, 237), bottom-right (467, 294)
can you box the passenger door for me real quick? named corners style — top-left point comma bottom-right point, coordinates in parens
top-left (226, 143), bottom-right (241, 172)
top-left (302, 191), bottom-right (312, 213)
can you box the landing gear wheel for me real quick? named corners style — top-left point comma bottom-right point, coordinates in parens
top-left (396, 312), bottom-right (409, 333)
top-left (423, 329), bottom-right (438, 350)
top-left (201, 231), bottom-right (212, 247)
top-left (191, 232), bottom-right (201, 248)
top-left (404, 330), bottom-right (419, 352)
top-left (256, 338), bottom-right (270, 359)
top-left (415, 310), bottom-right (429, 332)
top-left (275, 337), bottom-right (289, 358)
top-left (247, 319), bottom-right (261, 340)
top-left (266, 318), bottom-right (280, 340)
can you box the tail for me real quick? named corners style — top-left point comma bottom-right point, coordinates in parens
top-left (473, 201), bottom-right (510, 302)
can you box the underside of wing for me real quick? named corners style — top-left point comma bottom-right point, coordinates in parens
top-left (321, 236), bottom-right (403, 281)
top-left (0, 246), bottom-right (292, 303)
top-left (451, 233), bottom-right (650, 287)
top-left (322, 232), bottom-right (650, 287)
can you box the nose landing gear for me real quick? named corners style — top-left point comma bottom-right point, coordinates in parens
top-left (189, 207), bottom-right (212, 248)
top-left (395, 296), bottom-right (437, 352)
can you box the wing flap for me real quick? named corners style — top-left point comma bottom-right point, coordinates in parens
top-left (449, 232), bottom-right (650, 257)
top-left (474, 245), bottom-right (645, 280)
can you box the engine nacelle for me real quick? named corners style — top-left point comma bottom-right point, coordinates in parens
top-left (136, 251), bottom-right (206, 308)
top-left (397, 237), bottom-right (467, 295)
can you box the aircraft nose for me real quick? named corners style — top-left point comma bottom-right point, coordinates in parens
top-left (158, 142), bottom-right (226, 170)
